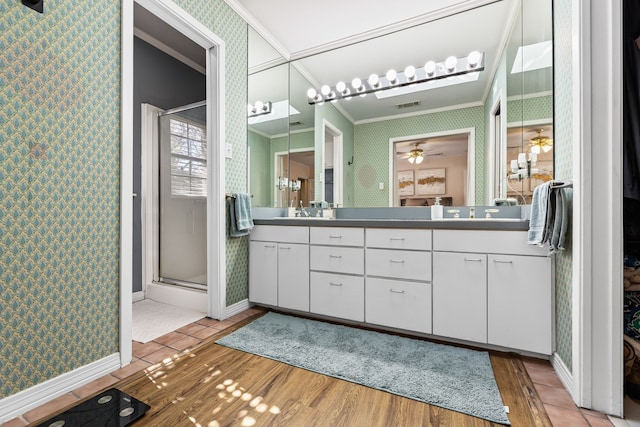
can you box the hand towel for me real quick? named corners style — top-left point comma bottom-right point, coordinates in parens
top-left (228, 193), bottom-right (253, 238)
top-left (528, 181), bottom-right (552, 245)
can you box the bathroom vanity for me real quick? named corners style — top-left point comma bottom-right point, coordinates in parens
top-left (249, 217), bottom-right (553, 356)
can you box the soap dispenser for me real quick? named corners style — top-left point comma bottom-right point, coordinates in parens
top-left (431, 197), bottom-right (443, 219)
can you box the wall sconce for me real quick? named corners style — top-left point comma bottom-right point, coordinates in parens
top-left (509, 152), bottom-right (538, 180)
top-left (248, 101), bottom-right (272, 118)
top-left (276, 176), bottom-right (288, 190)
top-left (306, 51), bottom-right (484, 105)
top-left (22, 0), bottom-right (43, 13)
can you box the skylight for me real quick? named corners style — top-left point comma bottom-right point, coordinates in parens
top-left (510, 40), bottom-right (553, 74)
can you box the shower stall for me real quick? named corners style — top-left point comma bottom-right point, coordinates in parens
top-left (157, 101), bottom-right (208, 290)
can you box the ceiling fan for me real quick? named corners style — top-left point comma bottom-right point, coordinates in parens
top-left (529, 128), bottom-right (553, 154)
top-left (398, 143), bottom-right (444, 164)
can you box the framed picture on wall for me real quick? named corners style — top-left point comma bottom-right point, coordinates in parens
top-left (398, 170), bottom-right (415, 196)
top-left (416, 168), bottom-right (446, 195)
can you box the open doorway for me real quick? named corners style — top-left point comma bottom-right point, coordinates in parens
top-left (389, 129), bottom-right (475, 207)
top-left (121, 0), bottom-right (226, 365)
top-left (323, 119), bottom-right (343, 207)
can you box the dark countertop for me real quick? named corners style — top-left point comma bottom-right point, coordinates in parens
top-left (254, 217), bottom-right (530, 231)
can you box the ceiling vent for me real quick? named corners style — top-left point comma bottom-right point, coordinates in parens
top-left (395, 101), bottom-right (421, 109)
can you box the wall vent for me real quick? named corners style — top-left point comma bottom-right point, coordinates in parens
top-left (395, 101), bottom-right (421, 109)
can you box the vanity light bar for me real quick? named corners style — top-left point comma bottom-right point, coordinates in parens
top-left (247, 101), bottom-right (272, 118)
top-left (306, 52), bottom-right (484, 105)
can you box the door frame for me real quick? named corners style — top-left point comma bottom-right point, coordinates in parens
top-left (323, 119), bottom-right (343, 207)
top-left (121, 0), bottom-right (226, 366)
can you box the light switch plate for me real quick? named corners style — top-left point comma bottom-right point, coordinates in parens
top-left (379, 182), bottom-right (384, 190)
top-left (225, 143), bottom-right (232, 159)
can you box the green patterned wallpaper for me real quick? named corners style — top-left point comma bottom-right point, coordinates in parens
top-left (249, 131), bottom-right (271, 207)
top-left (353, 106), bottom-right (486, 206)
top-left (0, 0), bottom-right (248, 398)
top-left (552, 0), bottom-right (574, 371)
top-left (507, 95), bottom-right (554, 124)
top-left (0, 1), bottom-right (121, 397)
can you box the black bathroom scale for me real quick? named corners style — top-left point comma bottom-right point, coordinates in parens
top-left (35, 388), bottom-right (150, 427)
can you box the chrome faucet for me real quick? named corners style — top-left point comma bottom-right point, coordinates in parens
top-left (299, 200), bottom-right (311, 217)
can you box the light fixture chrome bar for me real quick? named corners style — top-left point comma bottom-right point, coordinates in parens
top-left (248, 100), bottom-right (273, 118)
top-left (307, 52), bottom-right (484, 105)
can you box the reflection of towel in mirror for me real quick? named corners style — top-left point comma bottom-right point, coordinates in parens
top-left (229, 193), bottom-right (254, 237)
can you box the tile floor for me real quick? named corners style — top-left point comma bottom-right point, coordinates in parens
top-left (1, 307), bottom-right (616, 426)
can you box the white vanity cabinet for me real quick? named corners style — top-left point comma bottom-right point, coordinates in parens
top-left (432, 252), bottom-right (487, 343)
top-left (249, 225), bottom-right (310, 311)
top-left (433, 229), bottom-right (553, 355)
top-left (309, 227), bottom-right (365, 321)
top-left (365, 228), bottom-right (433, 333)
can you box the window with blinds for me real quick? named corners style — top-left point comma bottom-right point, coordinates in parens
top-left (169, 118), bottom-right (207, 197)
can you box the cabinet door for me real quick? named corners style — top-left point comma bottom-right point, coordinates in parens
top-left (249, 241), bottom-right (278, 306)
top-left (488, 254), bottom-right (552, 354)
top-left (278, 243), bottom-right (310, 312)
top-left (433, 252), bottom-right (487, 343)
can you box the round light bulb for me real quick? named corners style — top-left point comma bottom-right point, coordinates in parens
top-left (321, 85), bottom-right (331, 96)
top-left (254, 101), bottom-right (264, 111)
top-left (386, 69), bottom-right (397, 83)
top-left (424, 61), bottom-right (436, 76)
top-left (368, 73), bottom-right (380, 87)
top-left (467, 51), bottom-right (481, 68)
top-left (307, 88), bottom-right (317, 99)
top-left (404, 65), bottom-right (416, 80)
top-left (336, 81), bottom-right (346, 93)
top-left (445, 56), bottom-right (458, 72)
top-left (351, 77), bottom-right (362, 90)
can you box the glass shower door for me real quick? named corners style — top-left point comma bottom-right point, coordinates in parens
top-left (158, 103), bottom-right (207, 289)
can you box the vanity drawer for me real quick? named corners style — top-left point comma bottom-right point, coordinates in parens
top-left (251, 225), bottom-right (309, 244)
top-left (366, 228), bottom-right (432, 250)
top-left (310, 246), bottom-right (364, 275)
top-left (433, 230), bottom-right (546, 256)
top-left (365, 277), bottom-right (432, 334)
top-left (310, 227), bottom-right (364, 247)
top-left (366, 249), bottom-right (432, 281)
top-left (310, 272), bottom-right (364, 321)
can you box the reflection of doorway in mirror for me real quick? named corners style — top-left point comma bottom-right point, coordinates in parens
top-left (323, 120), bottom-right (343, 207)
top-left (289, 148), bottom-right (315, 207)
top-left (390, 129), bottom-right (475, 207)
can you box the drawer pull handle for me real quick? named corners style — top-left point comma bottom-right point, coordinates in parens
top-left (493, 260), bottom-right (513, 264)
top-left (329, 235), bottom-right (343, 239)
top-left (329, 282), bottom-right (343, 287)
top-left (389, 289), bottom-right (405, 294)
top-left (264, 245), bottom-right (276, 248)
top-left (390, 259), bottom-right (405, 263)
top-left (390, 237), bottom-right (405, 241)
top-left (464, 258), bottom-right (482, 262)
top-left (329, 255), bottom-right (342, 259)
top-left (279, 246), bottom-right (291, 250)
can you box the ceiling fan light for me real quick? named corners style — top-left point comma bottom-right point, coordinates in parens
top-left (542, 145), bottom-right (552, 153)
top-left (530, 145), bottom-right (541, 154)
top-left (408, 156), bottom-right (415, 164)
top-left (415, 155), bottom-right (424, 164)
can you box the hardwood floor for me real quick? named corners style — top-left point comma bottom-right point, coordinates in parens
top-left (105, 312), bottom-right (553, 427)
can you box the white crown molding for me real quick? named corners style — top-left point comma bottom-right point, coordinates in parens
top-left (354, 101), bottom-right (484, 125)
top-left (506, 90), bottom-right (554, 102)
top-left (288, 0), bottom-right (502, 61)
top-left (223, 0), bottom-right (291, 61)
top-left (134, 27), bottom-right (206, 75)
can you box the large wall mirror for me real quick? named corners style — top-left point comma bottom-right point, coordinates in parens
top-left (247, 0), bottom-right (553, 208)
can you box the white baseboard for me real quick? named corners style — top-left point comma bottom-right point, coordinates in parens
top-left (0, 353), bottom-right (121, 423)
top-left (132, 291), bottom-right (145, 302)
top-left (552, 352), bottom-right (575, 400)
top-left (146, 282), bottom-right (207, 313)
top-left (224, 299), bottom-right (251, 319)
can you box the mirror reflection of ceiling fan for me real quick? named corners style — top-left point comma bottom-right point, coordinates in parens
top-left (529, 128), bottom-right (553, 154)
top-left (399, 142), bottom-right (444, 164)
